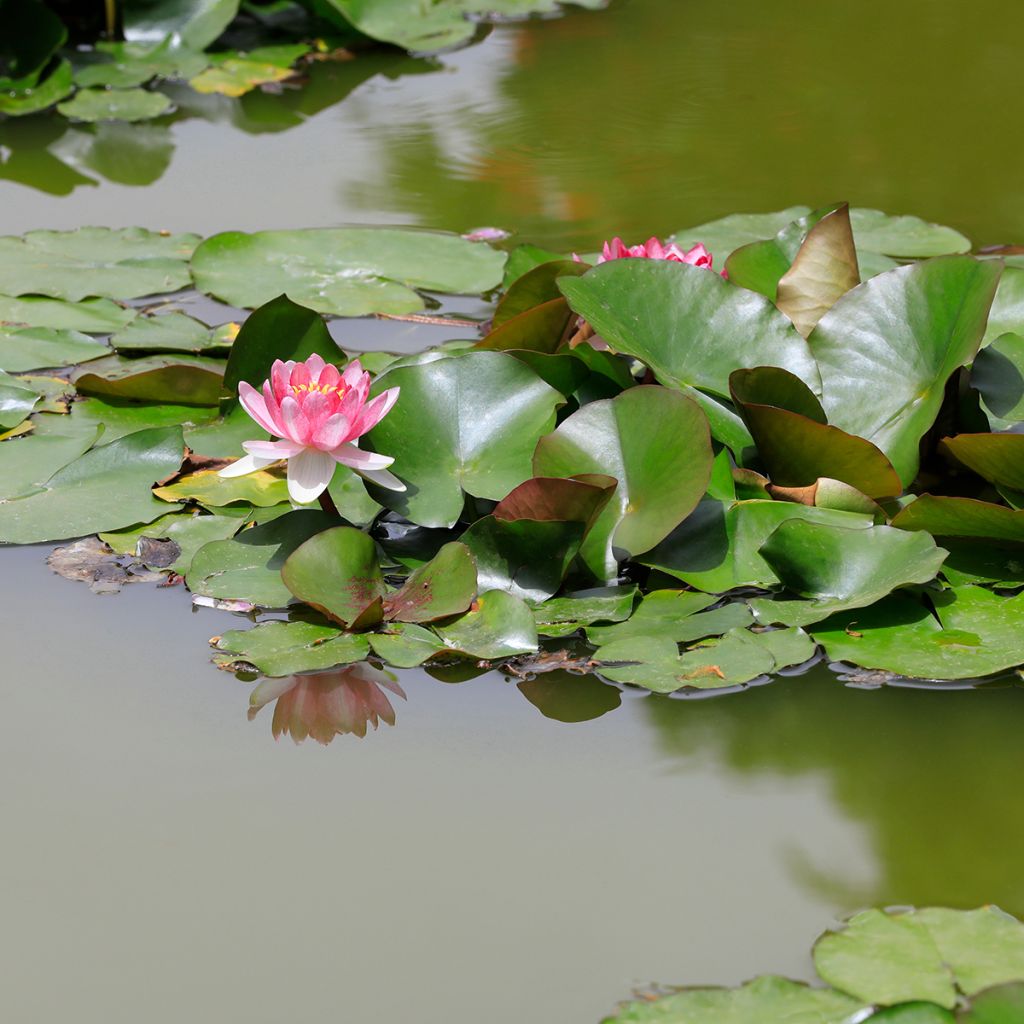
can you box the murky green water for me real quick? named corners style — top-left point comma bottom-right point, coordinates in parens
top-left (3, 1), bottom-right (1024, 1021)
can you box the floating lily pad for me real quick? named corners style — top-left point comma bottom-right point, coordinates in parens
top-left (432, 590), bottom-right (538, 659)
top-left (0, 227), bottom-right (199, 301)
top-left (492, 259), bottom-right (589, 328)
top-left (0, 326), bottom-right (108, 372)
top-left (603, 974), bottom-right (862, 1024)
top-left (0, 426), bottom-right (100, 500)
top-left (154, 467), bottom-right (288, 508)
top-left (865, 1004), bottom-right (956, 1024)
top-left (189, 50), bottom-right (302, 97)
top-left (32, 394), bottom-right (218, 443)
top-left (365, 351), bottom-right (562, 528)
top-left (0, 370), bottom-right (41, 429)
top-left (191, 228), bottom-right (506, 316)
top-left (960, 983), bottom-right (1024, 1023)
top-left (110, 311), bottom-right (237, 353)
top-left (533, 386), bottom-right (713, 580)
top-left (846, 208), bottom-right (971, 259)
top-left (0, 58), bottom-right (73, 116)
top-left (73, 40), bottom-right (210, 89)
top-left (585, 590), bottom-right (714, 645)
top-left (809, 256), bottom-right (1001, 486)
top-left (71, 353), bottom-right (224, 405)
top-left (57, 87), bottom-right (173, 123)
top-left (0, 294), bottom-right (135, 333)
top-left (671, 207), bottom-right (814, 259)
top-left (187, 509), bottom-right (335, 606)
top-left (382, 541), bottom-right (477, 623)
top-left (813, 907), bottom-right (1024, 1010)
top-left (214, 620), bottom-right (370, 677)
top-left (942, 433), bottom-right (1024, 492)
top-left (532, 586), bottom-right (637, 638)
top-left (892, 495), bottom-right (1024, 544)
top-left (0, 425), bottom-right (183, 544)
top-left (971, 332), bottom-right (1024, 430)
top-left (368, 621), bottom-right (447, 668)
top-left (123, 0), bottom-right (242, 52)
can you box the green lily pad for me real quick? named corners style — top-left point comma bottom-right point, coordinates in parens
top-left (0, 227), bottom-right (199, 301)
top-left (641, 499), bottom-right (874, 594)
top-left (0, 0), bottom-right (66, 87)
top-left (811, 587), bottom-right (1024, 679)
top-left (280, 525), bottom-right (385, 629)
top-left (0, 326), bottom-right (108, 372)
top-left (72, 353), bottom-right (225, 405)
top-left (982, 268), bottom-right (1024, 347)
top-left (432, 590), bottom-right (538, 659)
top-left (214, 620), bottom-right (370, 677)
top-left (191, 228), bottom-right (506, 316)
top-left (190, 54), bottom-right (299, 97)
top-left (0, 295), bottom-right (135, 333)
top-left (892, 495), bottom-right (1024, 543)
top-left (603, 974), bottom-right (862, 1024)
top-left (671, 207), bottom-right (814, 260)
top-left (532, 586), bottom-right (637, 638)
top-left (322, 0), bottom-right (605, 53)
top-left (368, 621), bottom-right (447, 668)
top-left (942, 433), bottom-right (1024, 492)
top-left (105, 510), bottom-right (243, 574)
top-left (865, 1004), bottom-right (956, 1024)
top-left (382, 541), bottom-right (477, 623)
top-left (971, 332), bottom-right (1024, 430)
top-left (0, 425), bottom-right (183, 543)
top-left (0, 426), bottom-right (101, 500)
top-left (154, 467), bottom-right (288, 508)
top-left (809, 256), bottom-right (1002, 485)
top-left (110, 312), bottom-right (237, 353)
top-left (123, 0), bottom-right (242, 52)
top-left (0, 370), bottom-right (41, 429)
top-left (186, 508), bottom-right (335, 606)
top-left (73, 40), bottom-right (209, 89)
top-left (492, 259), bottom-right (589, 328)
top-left (759, 521), bottom-right (947, 616)
top-left (585, 590), bottom-right (713, 645)
top-left (0, 58), bottom-right (73, 116)
top-left (533, 386), bottom-right (713, 581)
top-left (960, 983), bottom-right (1024, 1023)
top-left (33, 395), bottom-right (218, 443)
top-left (813, 907), bottom-right (1024, 1010)
top-left (57, 87), bottom-right (173, 123)
top-left (846, 208), bottom-right (971, 258)
top-left (559, 259), bottom-right (820, 400)
top-left (365, 351), bottom-right (563, 528)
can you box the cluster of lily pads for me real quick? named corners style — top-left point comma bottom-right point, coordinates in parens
top-left (1, 203), bottom-right (1024, 699)
top-left (605, 905), bottom-right (1024, 1023)
top-left (0, 0), bottom-right (603, 121)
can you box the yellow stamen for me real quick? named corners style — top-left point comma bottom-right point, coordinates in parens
top-left (291, 381), bottom-right (350, 398)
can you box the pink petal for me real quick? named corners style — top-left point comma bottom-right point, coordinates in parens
top-left (305, 353), bottom-right (326, 382)
top-left (261, 381), bottom-right (285, 433)
top-left (289, 362), bottom-right (311, 389)
top-left (279, 395), bottom-right (312, 445)
top-left (299, 390), bottom-right (331, 435)
top-left (341, 359), bottom-right (365, 390)
top-left (313, 412), bottom-right (352, 451)
top-left (318, 363), bottom-right (342, 390)
top-left (351, 386), bottom-right (400, 437)
top-left (242, 438), bottom-right (304, 460)
top-left (271, 360), bottom-right (294, 400)
top-left (239, 381), bottom-right (283, 436)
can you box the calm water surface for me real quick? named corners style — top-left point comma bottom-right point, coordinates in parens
top-left (3, 1), bottom-right (1024, 1021)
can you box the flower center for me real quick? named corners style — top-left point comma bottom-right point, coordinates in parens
top-left (291, 381), bottom-right (350, 398)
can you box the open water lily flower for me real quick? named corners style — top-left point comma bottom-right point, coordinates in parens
top-left (248, 664), bottom-right (407, 745)
top-left (596, 235), bottom-right (715, 267)
top-left (220, 353), bottom-right (403, 504)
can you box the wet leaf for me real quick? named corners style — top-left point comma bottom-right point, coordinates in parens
top-left (809, 256), bottom-right (1002, 485)
top-left (280, 525), bottom-right (385, 628)
top-left (57, 87), bottom-right (173, 123)
top-left (0, 294), bottom-right (135, 333)
top-left (603, 974), bottom-right (862, 1024)
top-left (0, 326), bottom-right (108, 372)
top-left (383, 541), bottom-right (477, 623)
top-left (0, 425), bottom-right (183, 543)
top-left (892, 495), bottom-right (1024, 544)
top-left (432, 590), bottom-right (538, 659)
top-left (154, 467), bottom-right (288, 508)
top-left (214, 620), bottom-right (370, 677)
top-left (0, 227), bottom-right (199, 301)
top-left (187, 508), bottom-right (335, 606)
top-left (191, 228), bottom-right (506, 316)
top-left (0, 58), bottom-right (73, 116)
top-left (641, 499), bottom-right (874, 594)
top-left (533, 386), bottom-right (713, 580)
top-left (190, 56), bottom-right (296, 97)
top-left (365, 351), bottom-right (563, 527)
top-left (72, 353), bottom-right (224, 405)
top-left (813, 907), bottom-right (1024, 1009)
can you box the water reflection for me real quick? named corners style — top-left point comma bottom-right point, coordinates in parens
top-left (643, 667), bottom-right (1024, 917)
top-left (248, 662), bottom-right (406, 744)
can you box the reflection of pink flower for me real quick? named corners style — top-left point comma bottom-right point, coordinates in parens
top-left (248, 663), bottom-right (406, 745)
top-left (220, 354), bottom-right (403, 505)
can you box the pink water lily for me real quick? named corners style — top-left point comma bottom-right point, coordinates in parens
top-left (594, 236), bottom-right (715, 268)
top-left (220, 353), bottom-right (402, 505)
top-left (248, 664), bottom-right (407, 745)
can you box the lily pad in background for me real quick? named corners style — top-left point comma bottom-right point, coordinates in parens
top-left (971, 332), bottom-right (1024, 430)
top-left (942, 433), bottom-right (1024, 493)
top-left (0, 370), bottom-right (41, 429)
top-left (0, 227), bottom-right (200, 301)
top-left (123, 0), bottom-right (242, 52)
top-left (190, 228), bottom-right (506, 316)
top-left (0, 294), bottom-right (136, 333)
top-left (57, 88), bottom-right (174, 123)
top-left (110, 311), bottom-right (237, 353)
top-left (0, 327), bottom-right (109, 372)
top-left (71, 353), bottom-right (225, 405)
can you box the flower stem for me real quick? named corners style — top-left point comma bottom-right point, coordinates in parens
top-left (318, 489), bottom-right (341, 519)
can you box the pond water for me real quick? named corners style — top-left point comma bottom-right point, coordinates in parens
top-left (3, 1), bottom-right (1024, 1021)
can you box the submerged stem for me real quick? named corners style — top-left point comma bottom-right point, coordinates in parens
top-left (103, 0), bottom-right (117, 38)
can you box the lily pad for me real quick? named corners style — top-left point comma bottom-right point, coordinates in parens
top-left (154, 467), bottom-right (288, 508)
top-left (813, 907), bottom-right (1024, 1010)
top-left (892, 495), bottom-right (1024, 544)
top-left (603, 974), bottom-right (862, 1024)
top-left (432, 590), bottom-right (538, 659)
top-left (0, 58), bottom-right (73, 116)
top-left (110, 311), bottom-right (237, 353)
top-left (186, 508), bottom-right (336, 606)
top-left (0, 370), bottom-right (41, 429)
top-left (190, 54), bottom-right (299, 97)
top-left (364, 351), bottom-right (563, 528)
top-left (32, 395), bottom-right (218, 443)
top-left (214, 620), bottom-right (370, 677)
top-left (671, 207), bottom-right (813, 259)
top-left (809, 256), bottom-right (1002, 485)
top-left (532, 586), bottom-right (637, 638)
top-left (0, 425), bottom-right (183, 544)
top-left (368, 621), bottom-right (447, 668)
top-left (281, 525), bottom-right (386, 629)
top-left (584, 590), bottom-right (713, 645)
top-left (382, 541), bottom-right (477, 623)
top-left (960, 983), bottom-right (1024, 1023)
top-left (0, 326), bottom-right (108, 372)
top-left (73, 40), bottom-right (210, 89)
top-left (124, 0), bottom-right (242, 52)
top-left (0, 294), bottom-right (135, 333)
top-left (942, 433), bottom-right (1024, 492)
top-left (191, 228), bottom-right (506, 316)
top-left (846, 208), bottom-right (971, 258)
top-left (71, 353), bottom-right (225, 405)
top-left (0, 227), bottom-right (199, 301)
top-left (971, 332), bottom-right (1024, 430)
top-left (533, 386), bottom-right (713, 580)
top-left (0, 426), bottom-right (100, 500)
top-left (57, 87), bottom-right (173, 123)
